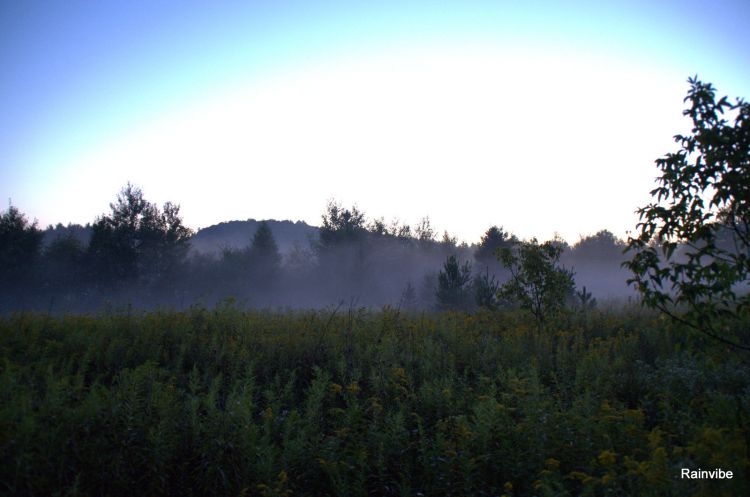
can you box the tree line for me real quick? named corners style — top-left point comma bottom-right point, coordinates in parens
top-left (0, 186), bottom-right (629, 314)
top-left (5, 76), bottom-right (744, 348)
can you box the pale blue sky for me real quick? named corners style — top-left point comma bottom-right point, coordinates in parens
top-left (2, 1), bottom-right (749, 242)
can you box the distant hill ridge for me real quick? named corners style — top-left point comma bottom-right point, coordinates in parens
top-left (190, 219), bottom-right (318, 255)
top-left (41, 219), bottom-right (319, 256)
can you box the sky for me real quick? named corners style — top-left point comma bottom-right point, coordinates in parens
top-left (2, 0), bottom-right (749, 244)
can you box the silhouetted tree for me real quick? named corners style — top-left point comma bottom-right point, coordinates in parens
top-left (440, 231), bottom-right (458, 249)
top-left (284, 242), bottom-right (315, 274)
top-left (498, 238), bottom-right (575, 327)
top-left (87, 184), bottom-right (193, 288)
top-left (318, 200), bottom-right (367, 249)
top-left (368, 217), bottom-right (388, 236)
top-left (436, 254), bottom-right (473, 311)
top-left (474, 269), bottom-right (500, 310)
top-left (0, 205), bottom-right (43, 288)
top-left (160, 202), bottom-right (193, 265)
top-left (390, 220), bottom-right (412, 239)
top-left (399, 280), bottom-right (418, 310)
top-left (415, 217), bottom-right (436, 243)
top-left (549, 233), bottom-right (570, 254)
top-left (216, 246), bottom-right (247, 300)
top-left (575, 286), bottom-right (597, 311)
top-left (474, 226), bottom-right (516, 265)
top-left (571, 230), bottom-right (625, 263)
top-left (420, 272), bottom-right (438, 309)
top-left (42, 233), bottom-right (86, 296)
top-left (88, 184), bottom-right (150, 283)
top-left (625, 77), bottom-right (750, 349)
top-left (248, 221), bottom-right (281, 284)
top-left (315, 200), bottom-right (371, 298)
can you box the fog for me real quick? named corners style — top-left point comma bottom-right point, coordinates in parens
top-left (0, 192), bottom-right (637, 314)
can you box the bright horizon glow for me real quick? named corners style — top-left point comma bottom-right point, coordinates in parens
top-left (2, 1), bottom-right (749, 244)
top-left (26, 44), bottom-right (690, 243)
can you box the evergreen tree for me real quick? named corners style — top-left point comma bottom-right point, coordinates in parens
top-left (436, 254), bottom-right (473, 311)
top-left (475, 226), bottom-right (516, 264)
top-left (399, 280), bottom-right (418, 310)
top-left (248, 221), bottom-right (281, 282)
top-left (0, 205), bottom-right (42, 286)
top-left (474, 269), bottom-right (500, 310)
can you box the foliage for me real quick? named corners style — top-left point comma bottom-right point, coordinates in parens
top-left (0, 188), bottom-right (640, 313)
top-left (368, 216), bottom-right (388, 236)
top-left (475, 226), bottom-right (517, 264)
top-left (398, 280), bottom-right (418, 310)
top-left (41, 233), bottom-right (86, 294)
top-left (87, 184), bottom-right (193, 286)
top-left (624, 77), bottom-right (750, 349)
top-left (0, 205), bottom-right (42, 285)
top-left (415, 216), bottom-right (436, 243)
top-left (436, 255), bottom-right (473, 311)
top-left (1, 306), bottom-right (748, 496)
top-left (498, 238), bottom-right (575, 327)
top-left (440, 230), bottom-right (458, 249)
top-left (318, 200), bottom-right (367, 249)
top-left (575, 285), bottom-right (597, 311)
top-left (572, 230), bottom-right (626, 263)
top-left (473, 269), bottom-right (500, 310)
top-left (249, 220), bottom-right (282, 280)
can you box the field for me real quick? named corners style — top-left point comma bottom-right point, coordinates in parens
top-left (1, 304), bottom-right (748, 496)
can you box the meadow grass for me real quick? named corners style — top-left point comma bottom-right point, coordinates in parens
top-left (1, 303), bottom-right (748, 496)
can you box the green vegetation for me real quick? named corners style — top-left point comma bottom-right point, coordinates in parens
top-left (87, 182), bottom-right (194, 287)
top-left (436, 255), bottom-right (473, 311)
top-left (0, 206), bottom-right (43, 287)
top-left (499, 238), bottom-right (575, 329)
top-left (2, 305), bottom-right (748, 496)
top-left (626, 77), bottom-right (750, 350)
top-left (1, 77), bottom-right (747, 496)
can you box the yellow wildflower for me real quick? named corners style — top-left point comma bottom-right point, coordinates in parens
top-left (598, 450), bottom-right (617, 466)
top-left (346, 381), bottom-right (360, 394)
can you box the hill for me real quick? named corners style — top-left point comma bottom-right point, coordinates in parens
top-left (189, 219), bottom-right (319, 255)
